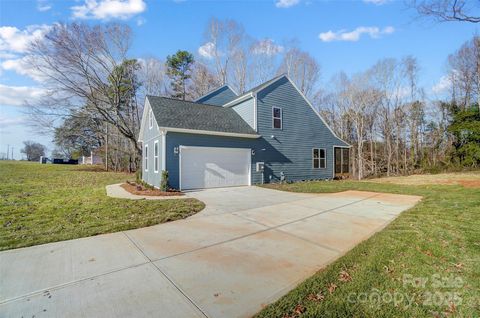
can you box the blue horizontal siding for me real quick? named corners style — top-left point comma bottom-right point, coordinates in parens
top-left (141, 99), bottom-right (162, 187)
top-left (196, 86), bottom-right (237, 106)
top-left (255, 76), bottom-right (348, 182)
top-left (159, 77), bottom-right (349, 189)
top-left (231, 97), bottom-right (255, 129)
top-left (165, 132), bottom-right (291, 189)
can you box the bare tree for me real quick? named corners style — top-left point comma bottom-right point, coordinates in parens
top-left (251, 54), bottom-right (276, 86)
top-left (332, 71), bottom-right (382, 180)
top-left (137, 57), bottom-right (166, 97)
top-left (189, 62), bottom-right (221, 100)
top-left (278, 45), bottom-right (321, 98)
top-left (21, 141), bottom-right (46, 161)
top-left (447, 36), bottom-right (480, 109)
top-left (408, 0), bottom-right (480, 23)
top-left (202, 18), bottom-right (247, 89)
top-left (26, 23), bottom-right (142, 170)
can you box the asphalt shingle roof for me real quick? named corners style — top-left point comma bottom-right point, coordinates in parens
top-left (147, 95), bottom-right (258, 135)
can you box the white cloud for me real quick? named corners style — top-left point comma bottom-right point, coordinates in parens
top-left (1, 56), bottom-right (45, 81)
top-left (275, 0), bottom-right (300, 8)
top-left (363, 0), bottom-right (390, 5)
top-left (432, 75), bottom-right (452, 94)
top-left (71, 0), bottom-right (146, 20)
top-left (0, 115), bottom-right (26, 127)
top-left (319, 26), bottom-right (395, 42)
top-left (0, 25), bottom-right (51, 53)
top-left (0, 84), bottom-right (45, 107)
top-left (0, 52), bottom-right (17, 59)
top-left (37, 0), bottom-right (52, 11)
top-left (198, 42), bottom-right (217, 59)
top-left (251, 39), bottom-right (284, 56)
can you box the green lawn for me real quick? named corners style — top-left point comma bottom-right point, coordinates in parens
top-left (256, 177), bottom-right (480, 317)
top-left (0, 161), bottom-right (204, 251)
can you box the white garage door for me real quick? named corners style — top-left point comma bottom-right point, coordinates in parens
top-left (180, 146), bottom-right (251, 190)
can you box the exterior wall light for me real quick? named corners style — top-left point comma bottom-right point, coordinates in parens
top-left (174, 147), bottom-right (179, 155)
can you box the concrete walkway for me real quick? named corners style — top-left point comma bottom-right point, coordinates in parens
top-left (0, 187), bottom-right (421, 318)
top-left (106, 183), bottom-right (187, 200)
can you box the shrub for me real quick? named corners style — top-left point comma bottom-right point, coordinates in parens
top-left (160, 170), bottom-right (169, 191)
top-left (135, 170), bottom-right (141, 183)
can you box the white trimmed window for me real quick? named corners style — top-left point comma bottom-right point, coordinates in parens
top-left (149, 109), bottom-right (153, 129)
top-left (272, 107), bottom-right (282, 129)
top-left (154, 140), bottom-right (159, 173)
top-left (144, 145), bottom-right (148, 171)
top-left (313, 148), bottom-right (326, 169)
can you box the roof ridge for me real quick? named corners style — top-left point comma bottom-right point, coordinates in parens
top-left (146, 95), bottom-right (223, 108)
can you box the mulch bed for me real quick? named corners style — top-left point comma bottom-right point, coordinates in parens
top-left (121, 182), bottom-right (184, 196)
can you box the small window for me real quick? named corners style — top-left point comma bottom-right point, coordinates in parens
top-left (144, 145), bottom-right (148, 171)
top-left (154, 141), bottom-right (159, 173)
top-left (149, 109), bottom-right (153, 129)
top-left (272, 107), bottom-right (282, 129)
top-left (313, 148), bottom-right (326, 169)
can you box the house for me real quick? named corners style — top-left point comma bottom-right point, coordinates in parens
top-left (138, 75), bottom-right (350, 190)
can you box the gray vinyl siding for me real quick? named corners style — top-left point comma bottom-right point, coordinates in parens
top-left (255, 76), bottom-right (349, 182)
top-left (231, 97), bottom-right (255, 129)
top-left (165, 132), bottom-right (274, 189)
top-left (196, 86), bottom-right (237, 106)
top-left (141, 100), bottom-right (163, 187)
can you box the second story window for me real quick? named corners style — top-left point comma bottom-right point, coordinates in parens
top-left (149, 109), bottom-right (153, 129)
top-left (272, 107), bottom-right (282, 129)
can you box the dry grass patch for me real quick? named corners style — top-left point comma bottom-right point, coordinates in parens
top-left (366, 171), bottom-right (480, 187)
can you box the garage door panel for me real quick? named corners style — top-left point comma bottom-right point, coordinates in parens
top-left (180, 147), bottom-right (250, 190)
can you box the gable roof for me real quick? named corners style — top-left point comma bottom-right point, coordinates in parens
top-left (244, 74), bottom-right (286, 95)
top-left (224, 74), bottom-right (350, 147)
top-left (223, 74), bottom-right (286, 107)
top-left (146, 95), bottom-right (258, 137)
top-left (195, 85), bottom-right (238, 106)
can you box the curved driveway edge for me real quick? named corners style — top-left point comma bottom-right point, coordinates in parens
top-left (0, 186), bottom-right (421, 318)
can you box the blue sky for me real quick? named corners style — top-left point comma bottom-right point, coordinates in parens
top-left (0, 0), bottom-right (478, 159)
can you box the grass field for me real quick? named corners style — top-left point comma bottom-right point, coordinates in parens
top-left (0, 161), bottom-right (204, 251)
top-left (256, 174), bottom-right (480, 317)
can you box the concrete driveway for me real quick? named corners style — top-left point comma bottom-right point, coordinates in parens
top-left (0, 186), bottom-right (421, 318)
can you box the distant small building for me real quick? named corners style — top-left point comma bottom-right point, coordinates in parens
top-left (80, 151), bottom-right (103, 165)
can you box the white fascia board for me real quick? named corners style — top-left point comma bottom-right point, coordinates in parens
top-left (137, 97), bottom-right (150, 142)
top-left (159, 127), bottom-right (260, 139)
top-left (253, 92), bottom-right (258, 131)
top-left (161, 131), bottom-right (166, 171)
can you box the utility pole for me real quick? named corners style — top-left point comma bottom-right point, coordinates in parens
top-left (11, 147), bottom-right (13, 160)
top-left (105, 123), bottom-right (108, 171)
top-left (6, 145), bottom-right (9, 160)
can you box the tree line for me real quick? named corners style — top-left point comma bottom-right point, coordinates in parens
top-left (26, 17), bottom-right (479, 176)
